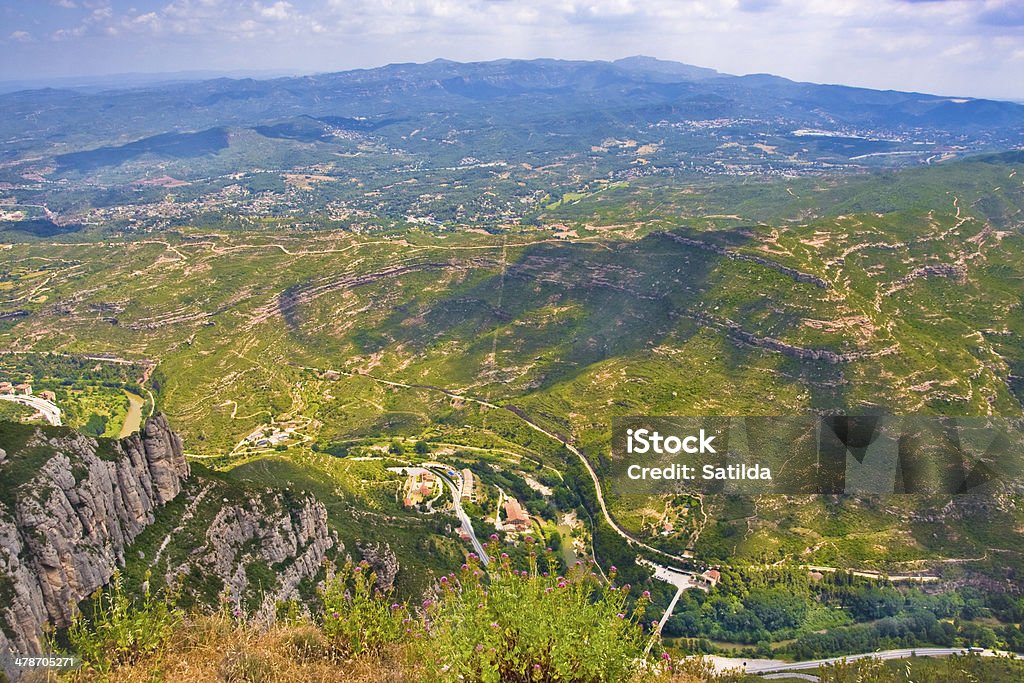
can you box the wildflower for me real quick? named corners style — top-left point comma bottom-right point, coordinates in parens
top-left (461, 563), bottom-right (469, 571)
top-left (391, 603), bottom-right (401, 611)
top-left (642, 590), bottom-right (651, 599)
top-left (490, 622), bottom-right (500, 630)
top-left (331, 611), bottom-right (339, 618)
top-left (440, 576), bottom-right (448, 584)
top-left (609, 565), bottom-right (617, 573)
top-left (490, 534), bottom-right (499, 541)
top-left (661, 652), bottom-right (671, 661)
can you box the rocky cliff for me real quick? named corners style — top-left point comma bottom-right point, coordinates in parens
top-left (0, 415), bottom-right (188, 672)
top-left (164, 490), bottom-right (336, 626)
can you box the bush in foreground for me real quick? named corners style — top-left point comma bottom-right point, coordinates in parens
top-left (61, 540), bottom-right (668, 682)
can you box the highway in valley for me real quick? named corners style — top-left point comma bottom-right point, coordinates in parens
top-left (428, 464), bottom-right (490, 566)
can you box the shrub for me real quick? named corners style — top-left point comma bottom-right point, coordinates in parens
top-left (66, 570), bottom-right (179, 675)
top-left (320, 561), bottom-right (411, 657)
top-left (422, 538), bottom-right (660, 683)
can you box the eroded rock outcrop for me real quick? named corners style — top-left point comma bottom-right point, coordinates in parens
top-left (166, 492), bottom-right (336, 626)
top-left (356, 540), bottom-right (400, 591)
top-left (0, 415), bottom-right (188, 675)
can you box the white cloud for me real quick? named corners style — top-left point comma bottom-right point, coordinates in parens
top-left (258, 2), bottom-right (293, 21)
top-left (9, 31), bottom-right (33, 43)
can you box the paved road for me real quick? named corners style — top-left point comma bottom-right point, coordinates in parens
top-left (0, 394), bottom-right (61, 426)
top-left (803, 564), bottom-right (939, 583)
top-left (503, 406), bottom-right (695, 565)
top-left (744, 648), bottom-right (1023, 674)
top-left (305, 365), bottom-right (696, 568)
top-left (429, 465), bottom-right (490, 566)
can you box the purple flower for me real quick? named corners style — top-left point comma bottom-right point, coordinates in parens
top-left (642, 590), bottom-right (651, 599)
top-left (490, 534), bottom-right (499, 541)
top-left (353, 566), bottom-right (362, 573)
top-left (440, 576), bottom-right (448, 584)
top-left (661, 652), bottom-right (671, 661)
top-left (331, 611), bottom-right (339, 618)
top-left (490, 622), bottom-right (500, 630)
top-left (609, 565), bottom-right (617, 572)
top-left (461, 564), bottom-right (469, 571)
top-left (391, 603), bottom-right (401, 611)
top-left (616, 613), bottom-right (625, 619)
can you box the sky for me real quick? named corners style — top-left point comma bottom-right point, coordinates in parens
top-left (1, 0), bottom-right (1023, 100)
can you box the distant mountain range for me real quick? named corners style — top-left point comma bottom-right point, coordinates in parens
top-left (3, 56), bottom-right (1023, 153)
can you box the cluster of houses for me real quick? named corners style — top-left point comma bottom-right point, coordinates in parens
top-left (0, 381), bottom-right (55, 402)
top-left (0, 381), bottom-right (31, 396)
top-left (402, 469), bottom-right (439, 508)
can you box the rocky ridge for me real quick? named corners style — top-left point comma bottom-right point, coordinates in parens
top-left (0, 415), bottom-right (187, 671)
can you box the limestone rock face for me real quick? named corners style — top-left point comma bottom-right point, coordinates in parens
top-left (356, 540), bottom-right (400, 590)
top-left (167, 492), bottom-right (336, 625)
top-left (0, 415), bottom-right (188, 678)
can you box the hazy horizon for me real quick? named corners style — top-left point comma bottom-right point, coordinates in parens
top-left (2, 1), bottom-right (1024, 101)
top-left (2, 55), bottom-right (1023, 105)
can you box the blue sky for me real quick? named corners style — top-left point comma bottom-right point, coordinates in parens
top-left (2, 1), bottom-right (1023, 100)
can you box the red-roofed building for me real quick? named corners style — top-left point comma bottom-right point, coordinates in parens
top-left (503, 498), bottom-right (531, 533)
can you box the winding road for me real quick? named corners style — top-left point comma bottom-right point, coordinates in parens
top-left (719, 648), bottom-right (1024, 675)
top-left (0, 394), bottom-right (62, 426)
top-left (428, 464), bottom-right (490, 565)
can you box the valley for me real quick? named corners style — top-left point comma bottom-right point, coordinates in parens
top-left (2, 57), bottom-right (1024, 680)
